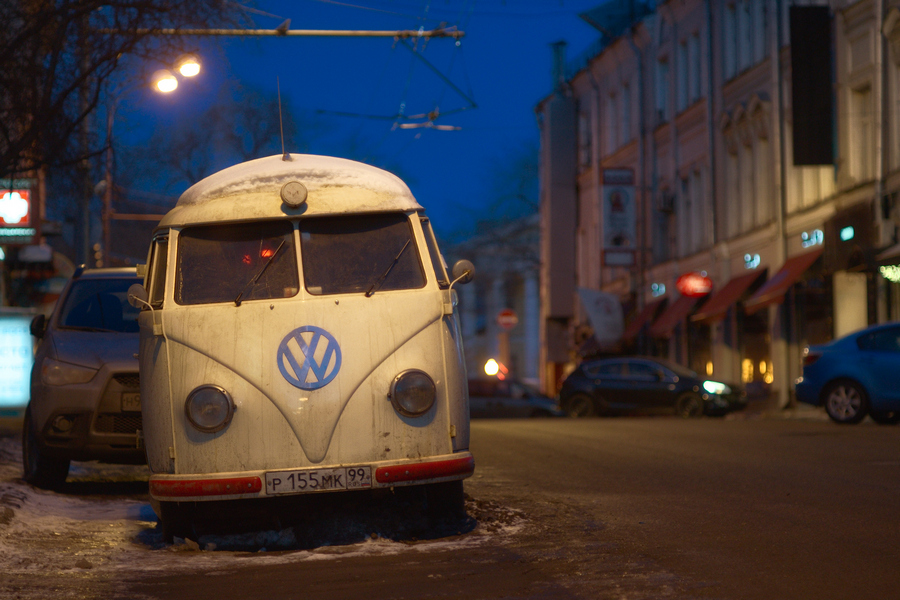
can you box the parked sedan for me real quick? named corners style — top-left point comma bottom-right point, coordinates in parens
top-left (468, 378), bottom-right (564, 418)
top-left (23, 267), bottom-right (144, 488)
top-left (559, 356), bottom-right (746, 418)
top-left (795, 322), bottom-right (900, 424)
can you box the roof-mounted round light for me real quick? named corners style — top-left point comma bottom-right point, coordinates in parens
top-left (281, 181), bottom-right (308, 208)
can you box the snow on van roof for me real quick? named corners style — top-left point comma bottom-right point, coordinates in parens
top-left (159, 154), bottom-right (422, 227)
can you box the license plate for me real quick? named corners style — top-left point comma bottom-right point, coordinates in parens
top-left (265, 466), bottom-right (372, 495)
top-left (121, 393), bottom-right (141, 412)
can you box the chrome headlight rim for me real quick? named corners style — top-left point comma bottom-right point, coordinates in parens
top-left (389, 369), bottom-right (436, 418)
top-left (184, 384), bottom-right (235, 433)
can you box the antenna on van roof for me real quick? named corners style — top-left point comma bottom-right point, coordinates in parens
top-left (278, 77), bottom-right (291, 162)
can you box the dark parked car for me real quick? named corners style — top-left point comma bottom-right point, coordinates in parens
top-left (795, 322), bottom-right (900, 424)
top-left (559, 356), bottom-right (746, 418)
top-left (468, 378), bottom-right (564, 418)
top-left (23, 267), bottom-right (144, 488)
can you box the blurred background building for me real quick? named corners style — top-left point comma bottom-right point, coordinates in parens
top-left (537, 0), bottom-right (900, 405)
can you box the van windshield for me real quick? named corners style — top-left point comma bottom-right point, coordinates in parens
top-left (175, 220), bottom-right (299, 305)
top-left (299, 214), bottom-right (426, 296)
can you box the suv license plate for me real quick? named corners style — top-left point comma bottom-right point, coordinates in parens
top-left (265, 466), bottom-right (372, 495)
top-left (121, 393), bottom-right (141, 412)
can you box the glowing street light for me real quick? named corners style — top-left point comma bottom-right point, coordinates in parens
top-left (176, 54), bottom-right (201, 77)
top-left (152, 69), bottom-right (178, 93)
top-left (101, 54), bottom-right (202, 265)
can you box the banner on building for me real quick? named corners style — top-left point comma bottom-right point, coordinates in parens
top-left (601, 168), bottom-right (636, 266)
top-left (578, 287), bottom-right (624, 344)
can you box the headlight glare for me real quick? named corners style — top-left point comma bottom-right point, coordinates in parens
top-left (389, 370), bottom-right (436, 417)
top-left (41, 358), bottom-right (98, 386)
top-left (702, 380), bottom-right (731, 395)
top-left (185, 385), bottom-right (234, 433)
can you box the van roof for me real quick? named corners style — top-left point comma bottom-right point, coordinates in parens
top-left (158, 154), bottom-right (422, 228)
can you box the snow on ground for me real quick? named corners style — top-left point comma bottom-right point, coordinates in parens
top-left (0, 434), bottom-right (524, 598)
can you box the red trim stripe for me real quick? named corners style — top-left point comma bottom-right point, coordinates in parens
top-left (150, 476), bottom-right (262, 498)
top-left (375, 456), bottom-right (475, 484)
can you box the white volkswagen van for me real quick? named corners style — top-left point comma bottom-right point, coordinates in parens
top-left (130, 154), bottom-right (474, 540)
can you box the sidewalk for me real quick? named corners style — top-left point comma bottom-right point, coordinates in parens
top-left (735, 393), bottom-right (830, 422)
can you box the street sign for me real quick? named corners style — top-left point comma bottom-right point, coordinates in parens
top-left (497, 308), bottom-right (518, 330)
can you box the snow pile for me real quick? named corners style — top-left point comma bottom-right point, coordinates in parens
top-left (0, 434), bottom-right (526, 598)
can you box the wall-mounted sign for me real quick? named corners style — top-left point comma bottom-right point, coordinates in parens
top-left (676, 272), bottom-right (713, 297)
top-left (0, 189), bottom-right (31, 226)
top-left (801, 229), bottom-right (823, 248)
top-left (0, 181), bottom-right (36, 245)
top-left (601, 168), bottom-right (636, 267)
top-left (744, 253), bottom-right (761, 269)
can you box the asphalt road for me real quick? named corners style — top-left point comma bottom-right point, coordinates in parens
top-left (3, 414), bottom-right (899, 599)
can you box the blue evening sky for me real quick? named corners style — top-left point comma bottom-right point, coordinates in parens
top-left (118, 1), bottom-right (603, 238)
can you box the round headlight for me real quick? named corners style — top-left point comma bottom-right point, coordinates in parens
top-left (185, 385), bottom-right (234, 433)
top-left (389, 370), bottom-right (436, 417)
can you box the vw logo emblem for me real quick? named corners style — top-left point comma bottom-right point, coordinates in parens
top-left (277, 326), bottom-right (342, 390)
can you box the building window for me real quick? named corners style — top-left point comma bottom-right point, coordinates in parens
top-left (656, 57), bottom-right (670, 122)
top-left (738, 0), bottom-right (752, 72)
top-left (622, 84), bottom-right (632, 143)
top-left (689, 32), bottom-right (702, 103)
top-left (850, 85), bottom-right (873, 181)
top-left (677, 39), bottom-right (688, 112)
top-left (607, 93), bottom-right (619, 151)
top-left (578, 110), bottom-right (591, 170)
top-left (724, 4), bottom-right (737, 79)
top-left (752, 0), bottom-right (767, 64)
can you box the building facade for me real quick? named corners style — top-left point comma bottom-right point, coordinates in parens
top-left (538, 0), bottom-right (900, 405)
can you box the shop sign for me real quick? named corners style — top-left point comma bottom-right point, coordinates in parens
top-left (601, 168), bottom-right (636, 267)
top-left (676, 272), bottom-right (712, 297)
top-left (0, 183), bottom-right (36, 245)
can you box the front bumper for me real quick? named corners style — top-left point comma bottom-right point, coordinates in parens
top-left (149, 452), bottom-right (475, 502)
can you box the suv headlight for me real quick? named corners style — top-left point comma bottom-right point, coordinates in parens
top-left (389, 370), bottom-right (436, 417)
top-left (185, 385), bottom-right (235, 433)
top-left (41, 358), bottom-right (98, 386)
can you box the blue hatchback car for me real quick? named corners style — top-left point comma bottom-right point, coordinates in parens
top-left (795, 322), bottom-right (900, 424)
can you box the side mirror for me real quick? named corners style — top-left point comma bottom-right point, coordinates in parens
top-left (30, 314), bottom-right (46, 339)
top-left (451, 259), bottom-right (475, 285)
top-left (127, 283), bottom-right (150, 309)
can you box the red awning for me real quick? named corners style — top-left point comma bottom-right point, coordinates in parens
top-left (622, 297), bottom-right (666, 340)
top-left (648, 294), bottom-right (701, 338)
top-left (691, 270), bottom-right (767, 323)
top-left (744, 247), bottom-right (824, 314)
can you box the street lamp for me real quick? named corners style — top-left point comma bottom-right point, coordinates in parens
top-left (100, 54), bottom-right (201, 266)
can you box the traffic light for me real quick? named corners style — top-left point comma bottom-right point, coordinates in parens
top-left (93, 243), bottom-right (103, 267)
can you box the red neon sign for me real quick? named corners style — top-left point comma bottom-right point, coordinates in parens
top-left (676, 272), bottom-right (713, 297)
top-left (0, 189), bottom-right (30, 226)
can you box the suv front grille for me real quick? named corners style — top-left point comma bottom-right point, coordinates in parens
top-left (113, 373), bottom-right (140, 389)
top-left (95, 413), bottom-right (143, 434)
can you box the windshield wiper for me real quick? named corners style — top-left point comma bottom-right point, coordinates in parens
top-left (365, 239), bottom-right (411, 297)
top-left (235, 239), bottom-right (286, 306)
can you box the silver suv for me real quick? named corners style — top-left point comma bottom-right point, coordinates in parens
top-left (23, 266), bottom-right (143, 488)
